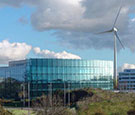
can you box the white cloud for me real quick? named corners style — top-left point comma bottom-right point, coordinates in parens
top-left (0, 40), bottom-right (32, 64)
top-left (131, 18), bottom-right (135, 22)
top-left (33, 47), bottom-right (81, 59)
top-left (0, 0), bottom-right (135, 51)
top-left (0, 40), bottom-right (81, 64)
top-left (30, 0), bottom-right (135, 33)
top-left (119, 63), bottom-right (135, 72)
top-left (30, 0), bottom-right (85, 31)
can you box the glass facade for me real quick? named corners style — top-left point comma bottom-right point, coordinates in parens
top-left (26, 59), bottom-right (113, 97)
top-left (0, 60), bottom-right (26, 81)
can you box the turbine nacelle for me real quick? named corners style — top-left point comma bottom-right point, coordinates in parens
top-left (113, 27), bottom-right (118, 32)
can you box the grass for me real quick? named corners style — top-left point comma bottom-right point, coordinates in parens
top-left (7, 108), bottom-right (36, 115)
top-left (78, 101), bottom-right (132, 115)
top-left (76, 89), bottom-right (135, 115)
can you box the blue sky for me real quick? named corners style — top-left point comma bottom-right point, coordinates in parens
top-left (0, 0), bottom-right (135, 69)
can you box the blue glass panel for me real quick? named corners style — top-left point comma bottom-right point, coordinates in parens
top-left (26, 59), bottom-right (114, 98)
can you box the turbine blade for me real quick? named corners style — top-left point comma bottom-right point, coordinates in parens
top-left (96, 29), bottom-right (113, 34)
top-left (113, 0), bottom-right (124, 28)
top-left (115, 31), bottom-right (125, 49)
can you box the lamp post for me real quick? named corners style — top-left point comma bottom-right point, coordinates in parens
top-left (49, 82), bottom-right (52, 107)
top-left (64, 81), bottom-right (66, 106)
top-left (23, 83), bottom-right (25, 107)
top-left (68, 82), bottom-right (70, 106)
top-left (28, 82), bottom-right (30, 115)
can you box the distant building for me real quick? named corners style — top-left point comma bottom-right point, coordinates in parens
top-left (0, 67), bottom-right (8, 78)
top-left (119, 69), bottom-right (135, 91)
top-left (0, 58), bottom-right (113, 97)
top-left (0, 60), bottom-right (26, 81)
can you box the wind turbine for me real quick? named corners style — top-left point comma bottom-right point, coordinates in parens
top-left (97, 0), bottom-right (125, 89)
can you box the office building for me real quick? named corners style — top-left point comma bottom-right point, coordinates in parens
top-left (0, 58), bottom-right (113, 97)
top-left (0, 60), bottom-right (26, 81)
top-left (119, 69), bottom-right (135, 91)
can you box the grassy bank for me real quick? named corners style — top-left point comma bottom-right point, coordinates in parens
top-left (7, 108), bottom-right (36, 115)
top-left (2, 88), bottom-right (135, 115)
top-left (76, 89), bottom-right (135, 115)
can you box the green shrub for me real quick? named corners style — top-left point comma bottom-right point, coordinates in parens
top-left (127, 110), bottom-right (135, 115)
top-left (0, 104), bottom-right (12, 115)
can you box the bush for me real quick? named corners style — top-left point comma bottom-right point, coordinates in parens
top-left (53, 89), bottom-right (93, 105)
top-left (0, 104), bottom-right (12, 115)
top-left (95, 113), bottom-right (104, 115)
top-left (32, 95), bottom-right (71, 115)
top-left (127, 110), bottom-right (135, 115)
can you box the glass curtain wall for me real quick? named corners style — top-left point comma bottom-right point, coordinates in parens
top-left (26, 59), bottom-right (113, 97)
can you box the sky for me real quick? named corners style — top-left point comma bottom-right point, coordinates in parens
top-left (0, 0), bottom-right (135, 71)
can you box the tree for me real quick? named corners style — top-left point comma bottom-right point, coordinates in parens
top-left (32, 95), bottom-right (70, 115)
top-left (0, 100), bottom-right (12, 115)
top-left (0, 77), bottom-right (22, 99)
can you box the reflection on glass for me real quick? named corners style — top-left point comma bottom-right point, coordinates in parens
top-left (26, 59), bottom-right (113, 97)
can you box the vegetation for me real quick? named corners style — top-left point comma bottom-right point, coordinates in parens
top-left (0, 101), bottom-right (12, 115)
top-left (32, 88), bottom-right (135, 115)
top-left (32, 95), bottom-right (72, 115)
top-left (76, 89), bottom-right (135, 115)
top-left (0, 77), bottom-right (22, 100)
top-left (7, 108), bottom-right (35, 115)
top-left (1, 86), bottom-right (135, 115)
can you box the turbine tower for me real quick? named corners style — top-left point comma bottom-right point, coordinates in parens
top-left (97, 0), bottom-right (125, 89)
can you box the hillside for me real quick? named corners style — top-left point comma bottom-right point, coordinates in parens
top-left (75, 89), bottom-right (135, 115)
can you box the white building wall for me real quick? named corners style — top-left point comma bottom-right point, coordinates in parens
top-left (119, 69), bottom-right (135, 91)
